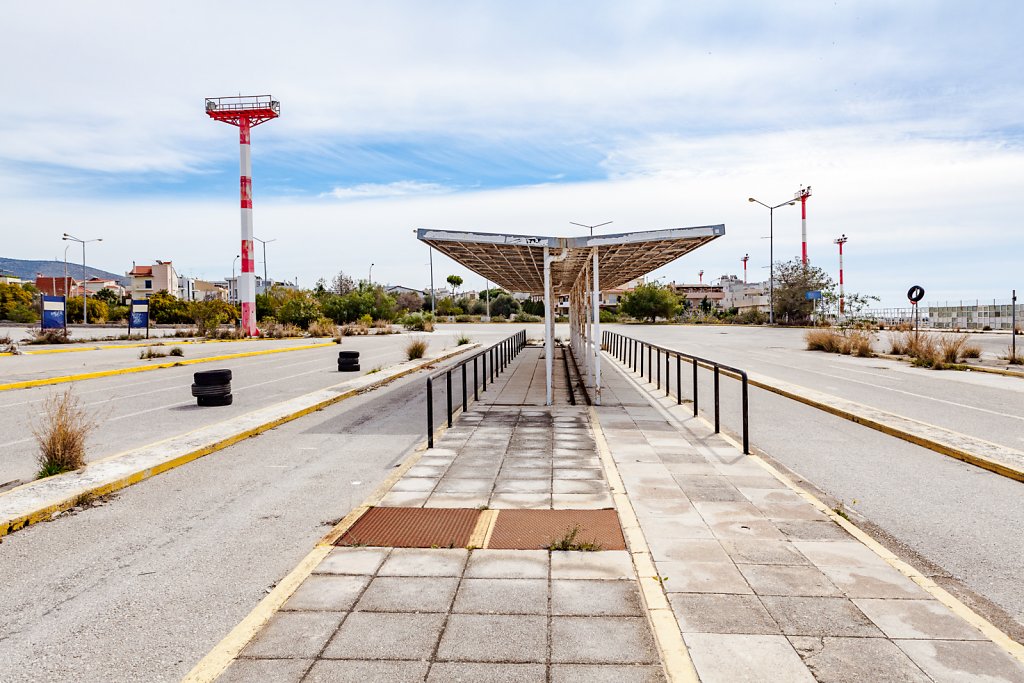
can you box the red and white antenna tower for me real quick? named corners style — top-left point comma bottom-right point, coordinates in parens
top-left (834, 234), bottom-right (848, 316)
top-left (741, 254), bottom-right (749, 284)
top-left (206, 95), bottom-right (280, 336)
top-left (795, 185), bottom-right (812, 265)
top-left (698, 270), bottom-right (704, 284)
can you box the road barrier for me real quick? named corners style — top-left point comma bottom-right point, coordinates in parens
top-left (426, 329), bottom-right (527, 448)
top-left (603, 330), bottom-right (750, 454)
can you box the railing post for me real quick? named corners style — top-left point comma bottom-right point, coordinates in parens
top-left (692, 359), bottom-right (698, 417)
top-left (656, 348), bottom-right (661, 390)
top-left (666, 352), bottom-right (671, 397)
top-left (482, 353), bottom-right (487, 390)
top-left (713, 365), bottom-right (720, 433)
top-left (462, 363), bottom-right (467, 412)
top-left (742, 374), bottom-right (750, 454)
top-left (676, 355), bottom-right (682, 404)
top-left (426, 377), bottom-right (434, 448)
top-left (648, 346), bottom-right (653, 382)
top-left (446, 370), bottom-right (453, 428)
top-left (474, 357), bottom-right (479, 400)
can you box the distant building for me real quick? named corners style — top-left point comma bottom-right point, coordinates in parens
top-left (667, 281), bottom-right (725, 309)
top-left (385, 284), bottom-right (425, 296)
top-left (0, 272), bottom-right (24, 285)
top-left (35, 275), bottom-right (79, 297)
top-left (128, 261), bottom-right (180, 299)
top-left (84, 277), bottom-right (126, 299)
top-left (179, 277), bottom-right (230, 302)
top-left (719, 275), bottom-right (769, 313)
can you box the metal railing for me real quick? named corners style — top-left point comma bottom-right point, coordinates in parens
top-left (426, 329), bottom-right (528, 448)
top-left (602, 330), bottom-right (750, 454)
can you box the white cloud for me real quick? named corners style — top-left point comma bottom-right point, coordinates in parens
top-left (321, 181), bottom-right (452, 201)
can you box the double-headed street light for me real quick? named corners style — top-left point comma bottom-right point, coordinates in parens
top-left (747, 197), bottom-right (796, 325)
top-left (253, 236), bottom-right (276, 292)
top-left (570, 220), bottom-right (613, 237)
top-left (62, 233), bottom-right (102, 324)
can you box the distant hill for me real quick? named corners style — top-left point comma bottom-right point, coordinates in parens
top-left (0, 257), bottom-right (130, 286)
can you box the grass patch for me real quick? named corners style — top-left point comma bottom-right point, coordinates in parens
top-left (24, 328), bottom-right (73, 345)
top-left (306, 317), bottom-right (339, 338)
top-left (456, 333), bottom-right (472, 346)
top-left (139, 347), bottom-right (168, 359)
top-left (168, 346), bottom-right (184, 357)
top-left (366, 365), bottom-right (384, 374)
top-left (341, 323), bottom-right (370, 336)
top-left (804, 328), bottom-right (874, 357)
top-left (405, 338), bottom-right (428, 360)
top-left (374, 319), bottom-right (397, 334)
top-left (547, 525), bottom-right (603, 552)
top-left (1004, 344), bottom-right (1023, 365)
top-left (32, 387), bottom-right (97, 479)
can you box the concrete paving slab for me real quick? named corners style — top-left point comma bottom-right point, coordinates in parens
top-left (552, 479), bottom-right (608, 494)
top-left (424, 493), bottom-right (490, 508)
top-left (647, 537), bottom-right (730, 563)
top-left (426, 662), bottom-right (547, 682)
top-left (354, 576), bottom-right (459, 613)
top-left (854, 598), bottom-right (989, 640)
top-left (489, 492), bottom-right (552, 509)
top-left (241, 610), bottom-right (345, 658)
top-left (550, 551), bottom-right (634, 580)
top-left (435, 614), bottom-right (548, 663)
top-left (551, 579), bottom-right (643, 616)
top-left (377, 548), bottom-right (469, 577)
top-left (283, 574), bottom-right (371, 612)
top-left (379, 490), bottom-right (432, 507)
top-left (315, 547), bottom-right (391, 576)
top-left (219, 658), bottom-right (312, 683)
top-left (775, 519), bottom-right (853, 541)
top-left (493, 479), bottom-right (550, 493)
top-left (305, 659), bottom-right (431, 683)
top-left (669, 593), bottom-right (780, 635)
top-left (792, 540), bottom-right (893, 568)
top-left (463, 550), bottom-right (549, 579)
top-left (819, 565), bottom-right (931, 599)
top-left (551, 493), bottom-right (614, 509)
top-left (895, 639), bottom-right (1024, 682)
top-left (549, 664), bottom-right (666, 682)
top-left (738, 564), bottom-right (843, 597)
top-left (707, 518), bottom-right (787, 540)
top-left (760, 596), bottom-right (883, 637)
top-left (789, 636), bottom-right (931, 683)
top-left (322, 611), bottom-right (446, 660)
top-left (684, 633), bottom-right (815, 683)
top-left (391, 477), bottom-right (440, 492)
top-left (452, 578), bottom-right (548, 615)
top-left (550, 616), bottom-right (660, 664)
top-left (720, 540), bottom-right (811, 565)
top-left (496, 467), bottom-right (552, 479)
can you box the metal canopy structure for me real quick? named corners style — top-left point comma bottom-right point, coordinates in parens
top-left (417, 224), bottom-right (725, 406)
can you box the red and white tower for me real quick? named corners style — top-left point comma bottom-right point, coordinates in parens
top-left (698, 270), bottom-right (704, 284)
top-left (795, 185), bottom-right (812, 265)
top-left (834, 234), bottom-right (848, 316)
top-left (741, 254), bottom-right (749, 284)
top-left (206, 95), bottom-right (280, 336)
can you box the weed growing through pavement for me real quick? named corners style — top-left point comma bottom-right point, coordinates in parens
top-left (456, 333), bottom-right (472, 346)
top-left (405, 338), bottom-right (428, 360)
top-left (168, 347), bottom-right (184, 357)
top-left (548, 525), bottom-right (603, 551)
top-left (32, 387), bottom-right (97, 479)
top-left (138, 347), bottom-right (168, 359)
top-left (366, 365), bottom-right (384, 374)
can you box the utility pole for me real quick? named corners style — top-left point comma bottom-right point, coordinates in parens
top-left (796, 185), bottom-right (812, 265)
top-left (834, 234), bottom-right (848, 316)
top-left (741, 254), bottom-right (749, 284)
top-left (369, 263), bottom-right (374, 285)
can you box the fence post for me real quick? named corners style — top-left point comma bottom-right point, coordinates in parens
top-left (446, 371), bottom-right (453, 428)
top-left (427, 377), bottom-right (434, 448)
top-left (462, 364), bottom-right (467, 412)
top-left (713, 365), bottom-right (720, 433)
top-left (656, 348), bottom-right (661, 390)
top-left (482, 353), bottom-right (487, 390)
top-left (676, 355), bottom-right (682, 404)
top-left (648, 346), bottom-right (653, 382)
top-left (474, 357), bottom-right (479, 400)
top-left (741, 374), bottom-right (750, 454)
top-left (666, 352), bottom-right (671, 397)
top-left (692, 359), bottom-right (698, 417)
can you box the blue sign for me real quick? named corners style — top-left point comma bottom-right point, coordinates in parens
top-left (805, 290), bottom-right (823, 300)
top-left (41, 296), bottom-right (66, 329)
top-left (129, 300), bottom-right (149, 331)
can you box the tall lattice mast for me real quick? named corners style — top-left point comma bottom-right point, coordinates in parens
top-left (206, 95), bottom-right (280, 336)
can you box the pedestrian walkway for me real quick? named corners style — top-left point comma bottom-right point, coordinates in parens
top-left (210, 345), bottom-right (1024, 682)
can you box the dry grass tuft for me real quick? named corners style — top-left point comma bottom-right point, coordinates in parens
top-left (938, 333), bottom-right (970, 364)
top-left (961, 344), bottom-right (982, 359)
top-left (341, 323), bottom-right (370, 336)
top-left (805, 328), bottom-right (874, 357)
top-left (405, 338), bottom-right (428, 360)
top-left (139, 347), bottom-right (168, 359)
top-left (1005, 344), bottom-right (1023, 365)
top-left (306, 317), bottom-right (339, 338)
top-left (32, 388), bottom-right (97, 478)
top-left (25, 328), bottom-right (73, 345)
top-left (373, 319), bottom-right (397, 334)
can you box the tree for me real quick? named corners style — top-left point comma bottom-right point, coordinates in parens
top-left (446, 274), bottom-right (463, 297)
top-left (489, 293), bottom-right (520, 318)
top-left (277, 291), bottom-right (322, 327)
top-left (0, 282), bottom-right (35, 320)
top-left (94, 288), bottom-right (120, 306)
top-left (436, 297), bottom-right (462, 316)
top-left (330, 271), bottom-right (356, 295)
top-left (772, 259), bottom-right (835, 324)
top-left (395, 291), bottom-right (423, 313)
top-left (618, 282), bottom-right (680, 322)
top-left (699, 296), bottom-right (713, 315)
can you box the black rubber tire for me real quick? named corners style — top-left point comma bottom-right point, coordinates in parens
top-left (194, 369), bottom-right (232, 386)
top-left (197, 393), bottom-right (233, 407)
top-left (338, 358), bottom-right (359, 366)
top-left (191, 383), bottom-right (231, 397)
top-left (338, 351), bottom-right (360, 360)
top-left (338, 363), bottom-right (361, 372)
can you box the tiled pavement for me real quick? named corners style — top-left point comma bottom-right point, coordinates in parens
top-left (218, 345), bottom-right (1024, 682)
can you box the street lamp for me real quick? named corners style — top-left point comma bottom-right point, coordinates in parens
top-left (232, 254), bottom-right (240, 303)
top-left (62, 233), bottom-right (102, 324)
top-left (253, 236), bottom-right (276, 293)
top-left (63, 244), bottom-right (71, 299)
top-left (570, 220), bottom-right (613, 238)
top-left (369, 263), bottom-right (374, 285)
top-left (748, 197), bottom-right (796, 325)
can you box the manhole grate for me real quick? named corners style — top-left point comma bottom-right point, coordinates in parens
top-left (487, 509), bottom-right (625, 550)
top-left (336, 507), bottom-right (480, 548)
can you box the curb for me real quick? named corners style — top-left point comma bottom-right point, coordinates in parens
top-left (0, 335), bottom-right (339, 358)
top-left (0, 341), bottom-right (338, 392)
top-left (606, 355), bottom-right (1024, 666)
top-left (0, 344), bottom-right (478, 538)
top-left (874, 353), bottom-right (1024, 380)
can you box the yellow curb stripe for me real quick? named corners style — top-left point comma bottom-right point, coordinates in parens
top-left (589, 404), bottom-right (700, 683)
top-left (610, 356), bottom-right (1024, 665)
top-left (468, 509), bottom-right (498, 549)
top-left (10, 336), bottom-right (339, 356)
top-left (0, 342), bottom-right (336, 392)
top-left (0, 345), bottom-right (478, 539)
top-left (480, 510), bottom-right (499, 549)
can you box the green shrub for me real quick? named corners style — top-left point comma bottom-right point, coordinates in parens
top-left (513, 312), bottom-right (541, 323)
top-left (8, 303), bottom-right (38, 323)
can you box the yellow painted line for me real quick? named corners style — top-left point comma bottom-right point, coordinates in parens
top-left (608, 355), bottom-right (1024, 665)
top-left (0, 344), bottom-right (478, 539)
top-left (13, 335), bottom-right (337, 356)
top-left (589, 404), bottom-right (700, 683)
top-left (0, 342), bottom-right (337, 392)
top-left (469, 509), bottom-right (498, 549)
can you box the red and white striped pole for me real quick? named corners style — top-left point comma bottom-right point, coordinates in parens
top-left (834, 234), bottom-right (847, 316)
top-left (238, 117), bottom-right (257, 336)
top-left (698, 270), bottom-right (704, 284)
top-left (797, 186), bottom-right (812, 265)
top-left (741, 254), bottom-right (749, 284)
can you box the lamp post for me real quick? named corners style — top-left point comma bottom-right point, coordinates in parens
top-left (834, 234), bottom-right (848, 317)
top-left (748, 197), bottom-right (797, 325)
top-left (253, 236), bottom-right (275, 294)
top-left (232, 255), bottom-right (240, 303)
top-left (369, 263), bottom-right (374, 285)
top-left (63, 244), bottom-right (71, 298)
top-left (62, 233), bottom-right (102, 324)
top-left (570, 220), bottom-right (613, 238)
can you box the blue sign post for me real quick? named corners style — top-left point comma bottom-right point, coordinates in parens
top-left (128, 299), bottom-right (150, 339)
top-left (41, 296), bottom-right (67, 331)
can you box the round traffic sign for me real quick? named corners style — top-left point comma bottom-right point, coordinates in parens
top-left (907, 285), bottom-right (925, 303)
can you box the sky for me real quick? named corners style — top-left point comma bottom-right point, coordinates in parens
top-left (2, 1), bottom-right (1022, 308)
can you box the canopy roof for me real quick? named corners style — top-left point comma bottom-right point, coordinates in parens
top-left (417, 225), bottom-right (725, 295)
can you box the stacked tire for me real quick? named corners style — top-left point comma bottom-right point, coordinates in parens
top-left (338, 350), bottom-right (360, 372)
top-left (192, 369), bottom-right (233, 406)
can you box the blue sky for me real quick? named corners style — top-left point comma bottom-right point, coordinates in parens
top-left (2, 1), bottom-right (1023, 306)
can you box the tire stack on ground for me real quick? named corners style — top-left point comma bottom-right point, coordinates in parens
top-left (192, 369), bottom-right (233, 406)
top-left (338, 350), bottom-right (360, 372)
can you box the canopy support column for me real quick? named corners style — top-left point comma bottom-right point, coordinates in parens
top-left (543, 246), bottom-right (553, 406)
top-left (592, 247), bottom-right (602, 405)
